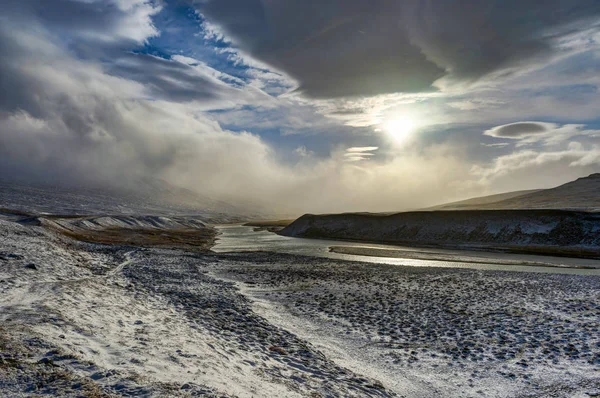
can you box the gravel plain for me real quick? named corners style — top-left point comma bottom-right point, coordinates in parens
top-left (0, 218), bottom-right (394, 397)
top-left (2, 215), bottom-right (599, 397)
top-left (215, 252), bottom-right (600, 398)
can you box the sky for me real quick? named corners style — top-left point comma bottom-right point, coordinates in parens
top-left (1, 0), bottom-right (600, 215)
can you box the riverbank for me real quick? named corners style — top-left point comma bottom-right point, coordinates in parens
top-left (328, 245), bottom-right (598, 269)
top-left (214, 224), bottom-right (600, 273)
top-left (280, 210), bottom-right (600, 259)
top-left (215, 251), bottom-right (600, 397)
top-left (243, 219), bottom-right (294, 233)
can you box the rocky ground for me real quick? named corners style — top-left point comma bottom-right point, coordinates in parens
top-left (215, 252), bottom-right (600, 398)
top-left (2, 214), bottom-right (599, 397)
top-left (0, 218), bottom-right (393, 397)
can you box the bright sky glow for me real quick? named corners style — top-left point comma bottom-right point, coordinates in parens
top-left (383, 116), bottom-right (419, 144)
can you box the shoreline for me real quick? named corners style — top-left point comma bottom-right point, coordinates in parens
top-left (328, 245), bottom-right (599, 269)
top-left (276, 230), bottom-right (600, 261)
top-left (280, 210), bottom-right (600, 260)
top-left (214, 224), bottom-right (600, 275)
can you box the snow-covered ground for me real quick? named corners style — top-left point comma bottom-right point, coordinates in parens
top-left (0, 178), bottom-right (246, 223)
top-left (216, 252), bottom-right (600, 398)
top-left (1, 215), bottom-right (599, 397)
top-left (0, 218), bottom-right (392, 397)
top-left (46, 215), bottom-right (209, 231)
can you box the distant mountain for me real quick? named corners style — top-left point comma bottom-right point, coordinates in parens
top-left (118, 176), bottom-right (244, 216)
top-left (428, 173), bottom-right (600, 211)
top-left (427, 190), bottom-right (542, 211)
top-left (0, 177), bottom-right (252, 222)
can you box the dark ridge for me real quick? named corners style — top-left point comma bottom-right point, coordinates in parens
top-left (281, 209), bottom-right (600, 259)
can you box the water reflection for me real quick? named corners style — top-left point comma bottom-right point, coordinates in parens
top-left (213, 224), bottom-right (600, 275)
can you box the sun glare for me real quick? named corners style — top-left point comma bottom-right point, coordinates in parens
top-left (382, 116), bottom-right (419, 143)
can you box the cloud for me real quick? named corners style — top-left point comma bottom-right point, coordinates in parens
top-left (447, 99), bottom-right (505, 111)
top-left (106, 53), bottom-right (272, 107)
top-left (0, 1), bottom-right (267, 192)
top-left (345, 156), bottom-right (367, 162)
top-left (108, 53), bottom-right (233, 102)
top-left (194, 0), bottom-right (443, 98)
top-left (5, 0), bottom-right (161, 46)
top-left (484, 122), bottom-right (600, 146)
top-left (471, 143), bottom-right (600, 192)
top-left (484, 122), bottom-right (554, 139)
top-left (293, 146), bottom-right (313, 157)
top-left (344, 153), bottom-right (374, 157)
top-left (212, 47), bottom-right (298, 96)
top-left (0, 2), bottom-right (481, 215)
top-left (346, 147), bottom-right (379, 153)
top-left (342, 146), bottom-right (378, 163)
top-left (194, 0), bottom-right (600, 98)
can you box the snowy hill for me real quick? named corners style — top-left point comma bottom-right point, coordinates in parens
top-left (427, 189), bottom-right (542, 210)
top-left (477, 173), bottom-right (600, 211)
top-left (281, 210), bottom-right (600, 258)
top-left (428, 173), bottom-right (600, 211)
top-left (46, 215), bottom-right (209, 232)
top-left (0, 178), bottom-right (249, 222)
top-left (39, 214), bottom-right (217, 250)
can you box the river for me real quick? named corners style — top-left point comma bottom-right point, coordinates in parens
top-left (213, 224), bottom-right (600, 275)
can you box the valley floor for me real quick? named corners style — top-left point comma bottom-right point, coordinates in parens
top-left (1, 219), bottom-right (599, 397)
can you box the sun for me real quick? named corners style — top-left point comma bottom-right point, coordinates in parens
top-left (382, 116), bottom-right (419, 143)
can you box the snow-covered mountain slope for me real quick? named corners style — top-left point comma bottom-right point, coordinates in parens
top-left (39, 215), bottom-right (217, 251)
top-left (0, 210), bottom-right (217, 251)
top-left (0, 178), bottom-right (249, 223)
top-left (426, 189), bottom-right (541, 210)
top-left (47, 215), bottom-right (208, 232)
top-left (479, 173), bottom-right (600, 211)
top-left (428, 173), bottom-right (600, 211)
top-left (281, 210), bottom-right (600, 257)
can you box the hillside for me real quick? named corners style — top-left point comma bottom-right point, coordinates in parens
top-left (280, 210), bottom-right (600, 258)
top-left (0, 178), bottom-right (249, 223)
top-left (428, 173), bottom-right (600, 211)
top-left (42, 214), bottom-right (217, 250)
top-left (477, 173), bottom-right (600, 211)
top-left (427, 189), bottom-right (541, 210)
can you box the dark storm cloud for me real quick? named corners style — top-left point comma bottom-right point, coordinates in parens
top-left (196, 0), bottom-right (444, 98)
top-left (194, 0), bottom-right (600, 98)
top-left (0, 28), bottom-right (40, 116)
top-left (24, 0), bottom-right (144, 38)
top-left (484, 122), bottom-right (550, 139)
